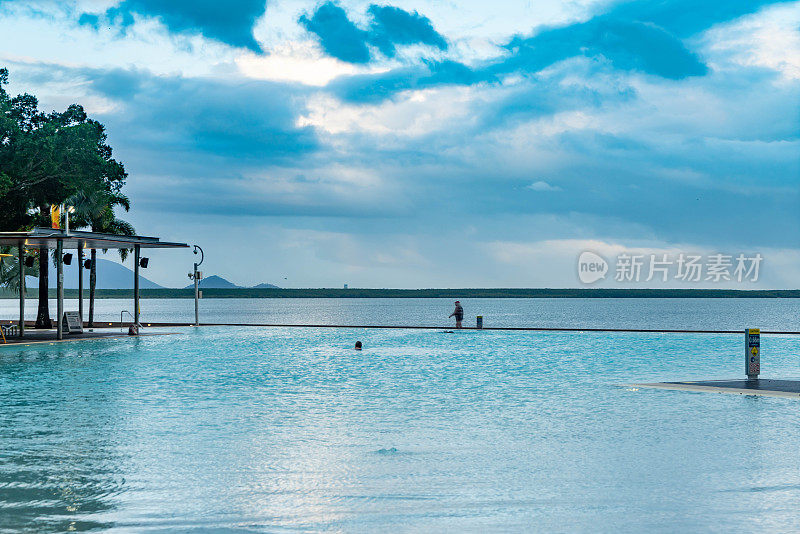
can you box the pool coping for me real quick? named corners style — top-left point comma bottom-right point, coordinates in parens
top-left (0, 331), bottom-right (180, 348)
top-left (624, 380), bottom-right (800, 399)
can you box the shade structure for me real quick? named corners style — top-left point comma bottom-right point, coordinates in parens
top-left (0, 228), bottom-right (189, 340)
top-left (0, 228), bottom-right (189, 250)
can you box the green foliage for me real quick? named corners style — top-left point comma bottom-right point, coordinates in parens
top-left (0, 67), bottom-right (133, 299)
top-left (67, 189), bottom-right (136, 260)
top-left (0, 247), bottom-right (37, 293)
top-left (0, 67), bottom-right (128, 231)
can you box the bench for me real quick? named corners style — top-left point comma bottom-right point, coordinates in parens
top-left (1, 323), bottom-right (19, 343)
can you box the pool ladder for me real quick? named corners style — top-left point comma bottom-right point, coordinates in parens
top-left (120, 310), bottom-right (134, 332)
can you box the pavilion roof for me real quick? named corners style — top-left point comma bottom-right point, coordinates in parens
top-left (0, 228), bottom-right (189, 249)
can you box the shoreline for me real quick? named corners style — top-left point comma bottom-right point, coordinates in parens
top-left (1, 288), bottom-right (799, 299)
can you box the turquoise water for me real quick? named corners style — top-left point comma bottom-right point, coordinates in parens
top-left (2, 297), bottom-right (799, 330)
top-left (2, 326), bottom-right (800, 532)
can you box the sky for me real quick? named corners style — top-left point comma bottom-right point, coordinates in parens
top-left (0, 0), bottom-right (798, 289)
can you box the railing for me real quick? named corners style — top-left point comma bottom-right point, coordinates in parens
top-left (0, 323), bottom-right (19, 343)
top-left (120, 310), bottom-right (134, 332)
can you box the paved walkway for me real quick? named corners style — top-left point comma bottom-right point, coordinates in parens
top-left (0, 328), bottom-right (174, 347)
top-left (628, 379), bottom-right (800, 398)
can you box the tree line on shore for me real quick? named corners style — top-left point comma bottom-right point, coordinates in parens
top-left (0, 67), bottom-right (134, 327)
top-left (1, 287), bottom-right (795, 299)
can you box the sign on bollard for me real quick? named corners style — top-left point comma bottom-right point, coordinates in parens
top-left (746, 328), bottom-right (760, 379)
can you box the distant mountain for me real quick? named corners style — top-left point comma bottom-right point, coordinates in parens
top-left (184, 275), bottom-right (240, 289)
top-left (26, 258), bottom-right (164, 289)
top-left (182, 277), bottom-right (281, 289)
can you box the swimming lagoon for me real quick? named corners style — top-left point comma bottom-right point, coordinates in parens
top-left (2, 323), bottom-right (800, 531)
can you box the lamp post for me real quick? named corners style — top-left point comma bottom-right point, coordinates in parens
top-left (189, 245), bottom-right (204, 327)
top-left (64, 205), bottom-right (74, 235)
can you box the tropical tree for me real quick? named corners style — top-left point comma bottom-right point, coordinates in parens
top-left (0, 67), bottom-right (128, 328)
top-left (68, 189), bottom-right (135, 327)
top-left (0, 246), bottom-right (37, 294)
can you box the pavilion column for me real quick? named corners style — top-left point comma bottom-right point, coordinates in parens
top-left (133, 244), bottom-right (140, 325)
top-left (18, 242), bottom-right (24, 338)
top-left (56, 239), bottom-right (63, 340)
top-left (77, 244), bottom-right (83, 325)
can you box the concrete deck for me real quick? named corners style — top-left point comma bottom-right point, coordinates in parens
top-left (627, 379), bottom-right (800, 398)
top-left (0, 328), bottom-right (176, 347)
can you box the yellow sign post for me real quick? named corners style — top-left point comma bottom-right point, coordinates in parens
top-left (746, 329), bottom-right (760, 379)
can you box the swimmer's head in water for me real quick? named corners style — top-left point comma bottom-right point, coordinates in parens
top-left (354, 341), bottom-right (362, 350)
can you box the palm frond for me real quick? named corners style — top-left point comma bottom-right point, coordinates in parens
top-left (0, 246), bottom-right (38, 293)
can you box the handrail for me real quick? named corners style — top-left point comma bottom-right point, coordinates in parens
top-left (120, 310), bottom-right (134, 331)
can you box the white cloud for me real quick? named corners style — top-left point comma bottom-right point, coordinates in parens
top-left (236, 42), bottom-right (363, 86)
top-left (527, 180), bottom-right (562, 191)
top-left (700, 2), bottom-right (800, 81)
top-left (297, 85), bottom-right (476, 136)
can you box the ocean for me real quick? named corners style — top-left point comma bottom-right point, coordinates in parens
top-left (1, 297), bottom-right (798, 330)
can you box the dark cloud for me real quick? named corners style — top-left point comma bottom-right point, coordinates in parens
top-left (84, 0), bottom-right (266, 52)
top-left (299, 2), bottom-right (447, 63)
top-left (495, 0), bottom-right (789, 78)
top-left (299, 2), bottom-right (371, 64)
top-left (77, 12), bottom-right (100, 29)
top-left (495, 17), bottom-right (708, 81)
top-left (367, 5), bottom-right (448, 57)
top-left (606, 0), bottom-right (792, 38)
top-left (322, 0), bottom-right (788, 102)
top-left (327, 15), bottom-right (705, 104)
top-left (67, 67), bottom-right (317, 166)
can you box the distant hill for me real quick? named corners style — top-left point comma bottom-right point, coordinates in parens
top-left (26, 258), bottom-right (164, 289)
top-left (185, 275), bottom-right (240, 289)
top-left (253, 282), bottom-right (280, 288)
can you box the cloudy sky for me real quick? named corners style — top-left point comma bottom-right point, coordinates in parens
top-left (1, 0), bottom-right (798, 288)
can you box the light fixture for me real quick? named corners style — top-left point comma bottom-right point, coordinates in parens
top-left (139, 257), bottom-right (149, 268)
top-left (63, 253), bottom-right (73, 265)
top-left (64, 205), bottom-right (75, 234)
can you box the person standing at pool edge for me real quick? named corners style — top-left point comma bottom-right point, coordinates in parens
top-left (449, 301), bottom-right (464, 328)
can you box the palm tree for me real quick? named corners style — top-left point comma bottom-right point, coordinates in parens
top-left (0, 245), bottom-right (37, 294)
top-left (34, 207), bottom-right (52, 328)
top-left (68, 189), bottom-right (134, 327)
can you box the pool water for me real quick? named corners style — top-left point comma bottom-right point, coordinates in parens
top-left (2, 327), bottom-right (800, 532)
top-left (2, 297), bottom-right (799, 330)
